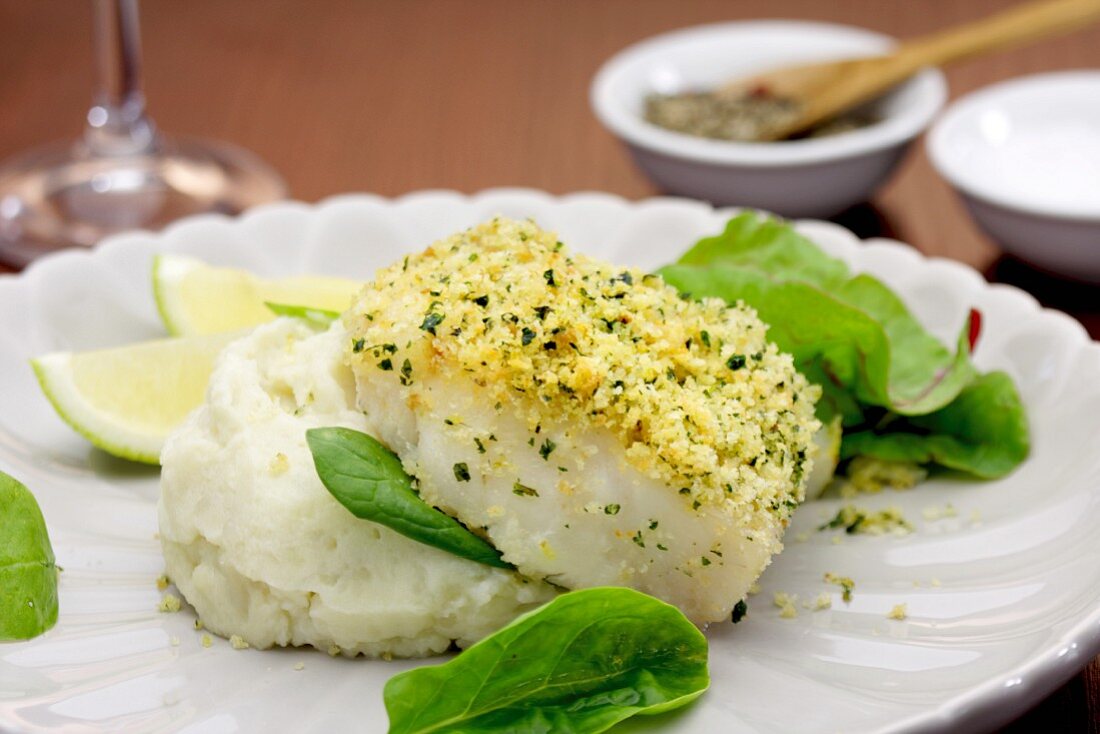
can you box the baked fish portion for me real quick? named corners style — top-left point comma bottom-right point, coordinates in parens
top-left (346, 218), bottom-right (820, 624)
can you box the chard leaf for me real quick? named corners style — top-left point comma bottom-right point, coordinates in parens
top-left (264, 301), bottom-right (340, 328)
top-left (383, 587), bottom-right (709, 734)
top-left (1, 470), bottom-right (59, 641)
top-left (677, 212), bottom-right (849, 287)
top-left (306, 427), bottom-right (511, 569)
top-left (841, 371), bottom-right (1029, 479)
top-left (659, 213), bottom-right (978, 418)
top-left (659, 212), bottom-right (1029, 479)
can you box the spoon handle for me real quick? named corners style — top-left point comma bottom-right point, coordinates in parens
top-left (774, 0), bottom-right (1100, 140)
top-left (893, 0), bottom-right (1100, 72)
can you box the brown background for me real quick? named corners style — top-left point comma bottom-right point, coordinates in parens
top-left (0, 1), bottom-right (1097, 730)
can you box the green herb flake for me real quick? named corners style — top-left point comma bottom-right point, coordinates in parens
top-left (604, 503), bottom-right (621, 515)
top-left (377, 358), bottom-right (393, 371)
top-left (474, 437), bottom-right (486, 454)
top-left (825, 572), bottom-right (855, 603)
top-left (419, 312), bottom-right (445, 335)
top-left (453, 463), bottom-right (471, 482)
top-left (731, 599), bottom-right (748, 623)
top-left (472, 295), bottom-right (489, 307)
top-left (352, 338), bottom-right (366, 353)
top-left (538, 438), bottom-right (556, 460)
top-left (726, 354), bottom-right (747, 371)
top-left (521, 327), bottom-right (537, 346)
top-left (399, 359), bottom-right (413, 386)
top-left (543, 269), bottom-right (556, 287)
top-left (513, 482), bottom-right (539, 498)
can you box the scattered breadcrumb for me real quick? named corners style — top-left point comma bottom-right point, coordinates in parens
top-left (831, 535), bottom-right (844, 545)
top-left (930, 577), bottom-right (942, 587)
top-left (804, 593), bottom-right (832, 611)
top-left (201, 634), bottom-right (213, 648)
top-left (229, 635), bottom-right (250, 650)
top-left (773, 592), bottom-right (799, 619)
top-left (269, 452), bottom-right (290, 476)
top-left (327, 644), bottom-right (342, 657)
top-left (824, 572), bottom-right (855, 603)
top-left (748, 582), bottom-right (762, 596)
top-left (887, 603), bottom-right (908, 620)
top-left (157, 594), bottom-right (181, 613)
top-left (820, 504), bottom-right (913, 536)
top-left (381, 651), bottom-right (394, 662)
top-left (193, 619), bottom-right (205, 630)
top-left (155, 574), bottom-right (171, 591)
top-left (794, 531), bottom-right (809, 543)
top-left (844, 457), bottom-right (927, 493)
top-left (294, 662), bottom-right (305, 671)
top-left (170, 636), bottom-right (180, 647)
top-left (922, 503), bottom-right (959, 521)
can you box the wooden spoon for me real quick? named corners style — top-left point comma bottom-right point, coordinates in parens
top-left (720, 0), bottom-right (1100, 141)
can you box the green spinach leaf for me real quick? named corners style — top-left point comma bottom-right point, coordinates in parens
top-left (1, 470), bottom-right (59, 641)
top-left (383, 587), bottom-right (709, 734)
top-left (841, 371), bottom-right (1029, 479)
top-left (264, 301), bottom-right (340, 328)
top-left (658, 212), bottom-right (1028, 478)
top-left (306, 427), bottom-right (511, 569)
top-left (676, 212), bottom-right (849, 287)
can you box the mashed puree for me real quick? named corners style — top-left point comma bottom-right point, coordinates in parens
top-left (159, 320), bottom-right (555, 658)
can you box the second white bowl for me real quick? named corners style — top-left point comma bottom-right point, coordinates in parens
top-left (928, 71), bottom-right (1100, 282)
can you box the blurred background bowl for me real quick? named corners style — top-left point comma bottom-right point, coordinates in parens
top-left (928, 70), bottom-right (1100, 283)
top-left (590, 20), bottom-right (946, 219)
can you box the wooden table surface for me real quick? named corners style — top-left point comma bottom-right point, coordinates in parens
top-left (1, 1), bottom-right (1097, 731)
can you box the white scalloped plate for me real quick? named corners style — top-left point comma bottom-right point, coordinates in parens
top-left (1, 190), bottom-right (1098, 734)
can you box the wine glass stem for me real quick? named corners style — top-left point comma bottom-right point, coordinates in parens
top-left (85, 0), bottom-right (157, 156)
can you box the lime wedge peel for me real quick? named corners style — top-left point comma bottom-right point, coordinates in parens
top-left (31, 332), bottom-right (239, 465)
top-left (153, 254), bottom-right (359, 336)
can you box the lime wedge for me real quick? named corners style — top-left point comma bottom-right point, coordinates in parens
top-left (153, 254), bottom-right (360, 336)
top-left (32, 332), bottom-right (240, 464)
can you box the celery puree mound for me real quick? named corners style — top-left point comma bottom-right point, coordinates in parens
top-left (345, 218), bottom-right (821, 624)
top-left (158, 319), bottom-right (555, 658)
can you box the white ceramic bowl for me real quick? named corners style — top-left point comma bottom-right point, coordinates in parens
top-left (928, 71), bottom-right (1100, 282)
top-left (590, 20), bottom-right (947, 218)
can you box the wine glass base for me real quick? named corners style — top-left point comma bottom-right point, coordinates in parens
top-left (0, 136), bottom-right (287, 267)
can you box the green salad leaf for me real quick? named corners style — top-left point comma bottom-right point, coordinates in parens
top-left (1, 470), bottom-right (59, 641)
top-left (383, 587), bottom-right (709, 734)
top-left (658, 212), bottom-right (1029, 478)
top-left (306, 427), bottom-right (511, 569)
top-left (841, 371), bottom-right (1030, 479)
top-left (660, 216), bottom-right (977, 422)
top-left (265, 301), bottom-right (340, 328)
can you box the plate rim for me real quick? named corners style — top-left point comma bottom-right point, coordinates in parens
top-left (1, 187), bottom-right (1098, 734)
